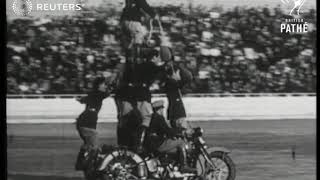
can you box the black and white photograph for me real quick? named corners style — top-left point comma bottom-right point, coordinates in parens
top-left (6, 0), bottom-right (316, 180)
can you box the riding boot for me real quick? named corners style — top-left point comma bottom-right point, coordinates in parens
top-left (75, 147), bottom-right (87, 171)
top-left (117, 125), bottom-right (126, 146)
top-left (178, 147), bottom-right (197, 173)
top-left (135, 125), bottom-right (147, 154)
top-left (117, 110), bottom-right (134, 147)
top-left (86, 148), bottom-right (99, 173)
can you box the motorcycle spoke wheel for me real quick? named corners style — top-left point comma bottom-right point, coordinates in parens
top-left (102, 156), bottom-right (140, 180)
top-left (206, 158), bottom-right (229, 180)
top-left (203, 152), bottom-right (236, 180)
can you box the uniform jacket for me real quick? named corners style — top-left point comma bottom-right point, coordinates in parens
top-left (164, 65), bottom-right (193, 121)
top-left (145, 113), bottom-right (180, 150)
top-left (115, 61), bottom-right (164, 102)
top-left (76, 90), bottom-right (110, 129)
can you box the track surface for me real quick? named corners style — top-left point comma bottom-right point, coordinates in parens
top-left (7, 119), bottom-right (316, 180)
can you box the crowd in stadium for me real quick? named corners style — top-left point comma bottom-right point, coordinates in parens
top-left (7, 4), bottom-right (316, 94)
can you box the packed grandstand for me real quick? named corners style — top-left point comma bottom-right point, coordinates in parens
top-left (7, 4), bottom-right (316, 94)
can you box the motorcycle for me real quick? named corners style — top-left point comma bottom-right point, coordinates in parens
top-left (84, 126), bottom-right (236, 180)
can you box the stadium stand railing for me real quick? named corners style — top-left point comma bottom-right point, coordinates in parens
top-left (6, 93), bottom-right (316, 99)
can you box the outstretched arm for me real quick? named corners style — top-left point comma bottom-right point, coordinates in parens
top-left (76, 96), bottom-right (88, 104)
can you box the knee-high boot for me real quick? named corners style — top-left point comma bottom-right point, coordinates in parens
top-left (135, 125), bottom-right (147, 153)
top-left (75, 147), bottom-right (87, 170)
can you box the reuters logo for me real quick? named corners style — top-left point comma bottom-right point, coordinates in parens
top-left (12, 0), bottom-right (33, 16)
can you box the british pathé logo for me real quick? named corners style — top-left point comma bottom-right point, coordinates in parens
top-left (281, 0), bottom-right (306, 15)
top-left (280, 0), bottom-right (308, 33)
top-left (280, 19), bottom-right (308, 33)
top-left (12, 0), bottom-right (33, 16)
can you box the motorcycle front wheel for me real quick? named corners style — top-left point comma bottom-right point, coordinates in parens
top-left (198, 151), bottom-right (236, 180)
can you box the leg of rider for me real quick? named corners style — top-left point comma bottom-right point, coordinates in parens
top-left (138, 101), bottom-right (153, 127)
top-left (177, 144), bottom-right (197, 173)
top-left (131, 21), bottom-right (147, 64)
top-left (114, 98), bottom-right (123, 146)
top-left (83, 127), bottom-right (99, 168)
top-left (115, 98), bottom-right (125, 146)
top-left (126, 45), bottom-right (135, 64)
top-left (157, 138), bottom-right (185, 154)
top-left (136, 125), bottom-right (147, 153)
top-left (127, 108), bottom-right (142, 149)
top-left (75, 147), bottom-right (86, 170)
top-left (75, 124), bottom-right (87, 170)
top-left (84, 128), bottom-right (99, 150)
top-left (167, 105), bottom-right (177, 129)
top-left (157, 138), bottom-right (195, 172)
top-left (135, 101), bottom-right (153, 151)
top-left (133, 43), bottom-right (142, 63)
top-left (116, 100), bottom-right (134, 146)
top-left (76, 127), bottom-right (99, 170)
top-left (120, 21), bottom-right (133, 65)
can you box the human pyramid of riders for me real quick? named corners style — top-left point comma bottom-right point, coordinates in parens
top-left (74, 0), bottom-right (197, 175)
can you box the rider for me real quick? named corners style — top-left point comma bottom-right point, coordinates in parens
top-left (164, 61), bottom-right (193, 131)
top-left (75, 77), bottom-right (111, 170)
top-left (145, 100), bottom-right (197, 173)
top-left (157, 33), bottom-right (194, 133)
top-left (114, 49), bottom-right (164, 152)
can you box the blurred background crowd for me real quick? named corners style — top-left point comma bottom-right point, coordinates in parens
top-left (7, 3), bottom-right (317, 94)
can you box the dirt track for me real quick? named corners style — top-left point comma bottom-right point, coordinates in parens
top-left (7, 119), bottom-right (316, 180)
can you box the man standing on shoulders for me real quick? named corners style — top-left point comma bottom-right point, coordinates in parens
top-left (120, 0), bottom-right (159, 62)
top-left (114, 49), bottom-right (164, 153)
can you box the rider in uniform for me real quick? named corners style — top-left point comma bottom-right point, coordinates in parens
top-left (120, 0), bottom-right (159, 63)
top-left (75, 77), bottom-right (111, 170)
top-left (157, 34), bottom-right (194, 133)
top-left (164, 62), bottom-right (193, 131)
top-left (114, 49), bottom-right (164, 152)
top-left (145, 100), bottom-right (197, 173)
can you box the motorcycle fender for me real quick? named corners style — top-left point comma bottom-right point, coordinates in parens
top-left (206, 146), bottom-right (231, 154)
top-left (97, 149), bottom-right (145, 171)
